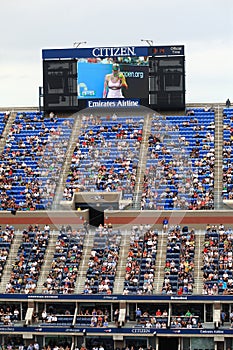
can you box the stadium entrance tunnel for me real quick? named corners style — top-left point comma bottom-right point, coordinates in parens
top-left (76, 203), bottom-right (104, 227)
top-left (159, 337), bottom-right (178, 350)
top-left (74, 192), bottom-right (121, 228)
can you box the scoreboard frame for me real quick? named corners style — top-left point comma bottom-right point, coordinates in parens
top-left (42, 45), bottom-right (185, 112)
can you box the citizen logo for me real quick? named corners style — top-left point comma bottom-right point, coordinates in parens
top-left (92, 47), bottom-right (136, 57)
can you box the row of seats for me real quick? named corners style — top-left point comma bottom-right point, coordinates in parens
top-left (5, 225), bottom-right (50, 294)
top-left (123, 225), bottom-right (158, 295)
top-left (63, 114), bottom-right (143, 201)
top-left (0, 112), bottom-right (74, 211)
top-left (141, 109), bottom-right (215, 210)
top-left (83, 225), bottom-right (121, 294)
top-left (42, 227), bottom-right (86, 294)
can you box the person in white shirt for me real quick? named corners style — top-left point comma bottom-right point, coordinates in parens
top-left (103, 64), bottom-right (128, 98)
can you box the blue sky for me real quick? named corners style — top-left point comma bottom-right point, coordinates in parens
top-left (0, 0), bottom-right (232, 107)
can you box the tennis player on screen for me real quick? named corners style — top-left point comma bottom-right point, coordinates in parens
top-left (103, 63), bottom-right (128, 98)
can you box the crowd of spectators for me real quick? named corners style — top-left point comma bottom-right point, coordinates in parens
top-left (0, 108), bottom-right (217, 210)
top-left (123, 225), bottom-right (158, 295)
top-left (162, 225), bottom-right (195, 295)
top-left (170, 315), bottom-right (201, 328)
top-left (39, 308), bottom-right (73, 326)
top-left (0, 112), bottom-right (73, 211)
top-left (42, 225), bottom-right (85, 294)
top-left (5, 225), bottom-right (50, 294)
top-left (135, 307), bottom-right (168, 328)
top-left (41, 346), bottom-right (71, 350)
top-left (133, 306), bottom-right (202, 329)
top-left (39, 306), bottom-right (114, 328)
top-left (202, 224), bottom-right (233, 295)
top-left (0, 304), bottom-right (20, 325)
top-left (13, 344), bottom-right (73, 350)
top-left (0, 224), bottom-right (14, 281)
top-left (63, 114), bottom-right (143, 201)
top-left (76, 307), bottom-right (111, 327)
top-left (141, 109), bottom-right (215, 210)
top-left (222, 108), bottom-right (233, 200)
top-left (83, 224), bottom-right (121, 294)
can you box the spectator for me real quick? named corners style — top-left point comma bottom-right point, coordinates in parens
top-left (226, 98), bottom-right (231, 108)
top-left (220, 310), bottom-right (226, 326)
top-left (136, 307), bottom-right (142, 323)
top-left (163, 218), bottom-right (169, 233)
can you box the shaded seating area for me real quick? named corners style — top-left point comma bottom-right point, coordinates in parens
top-left (0, 304), bottom-right (20, 326)
top-left (162, 226), bottom-right (195, 295)
top-left (40, 314), bottom-right (74, 326)
top-left (5, 225), bottom-right (50, 293)
top-left (132, 305), bottom-right (168, 328)
top-left (123, 225), bottom-right (158, 295)
top-left (42, 226), bottom-right (86, 294)
top-left (141, 109), bottom-right (215, 210)
top-left (170, 315), bottom-right (200, 328)
top-left (63, 114), bottom-right (143, 201)
top-left (83, 224), bottom-right (121, 294)
top-left (202, 224), bottom-right (233, 295)
top-left (75, 307), bottom-right (110, 327)
top-left (202, 225), bottom-right (220, 295)
top-left (0, 112), bottom-right (74, 211)
top-left (39, 302), bottom-right (75, 326)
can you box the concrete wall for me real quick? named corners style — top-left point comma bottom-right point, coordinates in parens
top-left (104, 209), bottom-right (233, 230)
top-left (0, 210), bottom-right (89, 230)
top-left (1, 209), bottom-right (233, 231)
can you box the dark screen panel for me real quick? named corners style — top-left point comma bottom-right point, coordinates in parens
top-left (148, 56), bottom-right (185, 111)
top-left (43, 59), bottom-right (78, 112)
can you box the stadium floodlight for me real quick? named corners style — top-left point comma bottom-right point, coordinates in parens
top-left (141, 39), bottom-right (153, 46)
top-left (73, 41), bottom-right (87, 48)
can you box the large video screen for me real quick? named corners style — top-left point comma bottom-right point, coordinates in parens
top-left (77, 57), bottom-right (149, 99)
top-left (43, 45), bottom-right (185, 111)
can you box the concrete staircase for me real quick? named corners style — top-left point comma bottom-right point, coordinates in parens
top-left (0, 232), bottom-right (22, 293)
top-left (214, 106), bottom-right (224, 209)
top-left (0, 111), bottom-right (16, 153)
top-left (52, 114), bottom-right (82, 210)
top-left (193, 230), bottom-right (205, 295)
top-left (35, 231), bottom-right (59, 293)
top-left (132, 113), bottom-right (152, 209)
top-left (113, 230), bottom-right (131, 294)
top-left (74, 231), bottom-right (95, 294)
top-left (153, 232), bottom-right (168, 294)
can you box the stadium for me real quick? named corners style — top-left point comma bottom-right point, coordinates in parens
top-left (0, 43), bottom-right (232, 350)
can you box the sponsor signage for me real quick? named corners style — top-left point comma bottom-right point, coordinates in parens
top-left (87, 99), bottom-right (140, 108)
top-left (0, 326), bottom-right (231, 336)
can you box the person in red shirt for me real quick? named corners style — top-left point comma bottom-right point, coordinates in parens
top-left (156, 309), bottom-right (162, 316)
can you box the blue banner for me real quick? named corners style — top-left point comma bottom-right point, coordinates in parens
top-left (42, 46), bottom-right (184, 60)
top-left (0, 325), bottom-right (230, 336)
top-left (0, 293), bottom-right (230, 301)
top-left (42, 46), bottom-right (149, 60)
